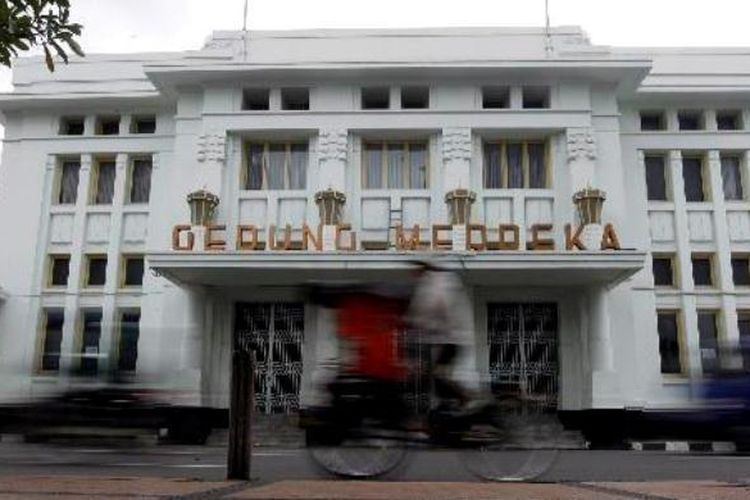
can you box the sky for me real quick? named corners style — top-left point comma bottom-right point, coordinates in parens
top-left (3, 0), bottom-right (750, 89)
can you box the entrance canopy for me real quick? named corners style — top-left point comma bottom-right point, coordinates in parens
top-left (148, 251), bottom-right (645, 288)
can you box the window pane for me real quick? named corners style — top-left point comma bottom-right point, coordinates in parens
top-left (484, 144), bottom-right (502, 189)
top-left (267, 144), bottom-right (286, 190)
top-left (698, 312), bottom-right (720, 374)
top-left (80, 310), bottom-right (102, 376)
top-left (721, 156), bottom-right (743, 201)
top-left (645, 156), bottom-right (667, 201)
top-left (732, 257), bottom-right (750, 286)
top-left (387, 144), bottom-right (406, 189)
top-left (683, 158), bottom-right (705, 202)
top-left (246, 144), bottom-right (264, 190)
top-left (41, 310), bottom-right (64, 372)
top-left (118, 311), bottom-right (140, 372)
top-left (288, 144), bottom-right (308, 190)
top-left (409, 143), bottom-right (427, 189)
top-left (124, 257), bottom-right (144, 287)
top-left (364, 144), bottom-right (383, 189)
top-left (641, 112), bottom-right (664, 131)
top-left (657, 312), bottom-right (681, 374)
top-left (59, 161), bottom-right (80, 204)
top-left (130, 159), bottom-right (152, 203)
top-left (50, 256), bottom-right (70, 286)
top-left (653, 257), bottom-right (674, 286)
top-left (507, 143), bottom-right (523, 188)
top-left (528, 143), bottom-right (546, 188)
top-left (94, 161), bottom-right (116, 204)
top-left (88, 257), bottom-right (107, 286)
top-left (132, 116), bottom-right (156, 134)
top-left (739, 314), bottom-right (750, 370)
top-left (692, 257), bottom-right (713, 286)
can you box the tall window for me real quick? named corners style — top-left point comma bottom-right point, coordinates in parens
top-left (79, 309), bottom-right (102, 376)
top-left (57, 160), bottom-right (81, 204)
top-left (644, 155), bottom-right (668, 201)
top-left (721, 155), bottom-right (744, 201)
top-left (122, 255), bottom-right (144, 287)
top-left (652, 255), bottom-right (675, 287)
top-left (118, 310), bottom-right (141, 372)
top-left (85, 255), bottom-right (107, 287)
top-left (682, 156), bottom-right (707, 202)
top-left (92, 159), bottom-right (116, 205)
top-left (129, 158), bottom-right (152, 203)
top-left (692, 254), bottom-right (714, 287)
top-left (483, 141), bottom-right (547, 189)
top-left (697, 311), bottom-right (720, 374)
top-left (657, 311), bottom-right (682, 374)
top-left (48, 255), bottom-right (70, 287)
top-left (363, 142), bottom-right (428, 189)
top-left (732, 255), bottom-right (750, 287)
top-left (40, 309), bottom-right (64, 372)
top-left (244, 142), bottom-right (308, 190)
top-left (738, 312), bottom-right (750, 370)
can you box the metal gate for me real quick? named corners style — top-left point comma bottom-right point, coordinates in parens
top-left (235, 303), bottom-right (304, 415)
top-left (487, 303), bottom-right (558, 414)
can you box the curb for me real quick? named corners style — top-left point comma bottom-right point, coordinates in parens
top-left (630, 441), bottom-right (736, 453)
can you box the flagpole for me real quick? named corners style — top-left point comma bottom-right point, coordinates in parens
top-left (544, 0), bottom-right (553, 56)
top-left (242, 0), bottom-right (249, 61)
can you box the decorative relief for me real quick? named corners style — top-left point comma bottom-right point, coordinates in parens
top-left (442, 128), bottom-right (472, 163)
top-left (197, 133), bottom-right (226, 165)
top-left (203, 38), bottom-right (234, 50)
top-left (318, 129), bottom-right (348, 162)
top-left (566, 129), bottom-right (597, 162)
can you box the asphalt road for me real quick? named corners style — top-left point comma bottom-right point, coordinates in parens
top-left (1, 439), bottom-right (750, 484)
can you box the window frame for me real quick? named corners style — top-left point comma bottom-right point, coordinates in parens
top-left (59, 116), bottom-right (85, 135)
top-left (127, 156), bottom-right (153, 204)
top-left (717, 110), bottom-right (743, 131)
top-left (120, 254), bottom-right (145, 288)
top-left (400, 85), bottom-right (430, 109)
top-left (242, 88), bottom-right (271, 111)
top-left (361, 86), bottom-right (390, 110)
top-left (697, 309), bottom-right (722, 375)
top-left (55, 158), bottom-right (81, 205)
top-left (678, 110), bottom-right (705, 131)
top-left (38, 308), bottom-right (65, 373)
top-left (656, 309), bottom-right (684, 376)
top-left (720, 153), bottom-right (745, 201)
top-left (732, 254), bottom-right (750, 287)
top-left (481, 86), bottom-right (510, 109)
top-left (682, 155), bottom-right (710, 202)
top-left (90, 157), bottom-right (117, 205)
top-left (47, 254), bottom-right (71, 288)
top-left (83, 254), bottom-right (108, 288)
top-left (522, 86), bottom-right (550, 109)
top-left (644, 153), bottom-right (670, 202)
top-left (95, 115), bottom-right (120, 136)
top-left (640, 111), bottom-right (666, 131)
top-left (361, 140), bottom-right (430, 190)
top-left (482, 140), bottom-right (551, 190)
top-left (652, 253), bottom-right (677, 288)
top-left (280, 87), bottom-right (310, 111)
top-left (691, 253), bottom-right (716, 288)
top-left (130, 115), bottom-right (156, 134)
top-left (116, 309), bottom-right (141, 373)
top-left (241, 141), bottom-right (310, 191)
top-left (77, 308), bottom-right (103, 376)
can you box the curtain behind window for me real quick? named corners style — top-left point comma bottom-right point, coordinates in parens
top-left (130, 159), bottom-right (152, 203)
top-left (246, 144), bottom-right (264, 190)
top-left (682, 158), bottom-right (705, 202)
top-left (645, 156), bottom-right (667, 201)
top-left (409, 143), bottom-right (427, 189)
top-left (528, 143), bottom-right (546, 189)
top-left (484, 144), bottom-right (502, 188)
top-left (387, 144), bottom-right (405, 189)
top-left (267, 144), bottom-right (286, 189)
top-left (507, 143), bottom-right (523, 188)
top-left (365, 144), bottom-right (383, 189)
top-left (289, 144), bottom-right (308, 190)
top-left (95, 162), bottom-right (116, 204)
top-left (721, 156), bottom-right (743, 200)
top-left (59, 161), bottom-right (80, 204)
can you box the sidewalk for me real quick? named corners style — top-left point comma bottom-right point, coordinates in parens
top-left (0, 476), bottom-right (748, 500)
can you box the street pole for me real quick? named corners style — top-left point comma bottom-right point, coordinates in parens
top-left (227, 348), bottom-right (254, 480)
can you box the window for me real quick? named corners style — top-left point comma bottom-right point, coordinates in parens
top-left (57, 159), bottom-right (81, 204)
top-left (652, 255), bottom-right (675, 287)
top-left (721, 155), bottom-right (744, 201)
top-left (79, 309), bottom-right (102, 376)
top-left (697, 311), bottom-right (721, 374)
top-left (361, 87), bottom-right (390, 109)
top-left (85, 255), bottom-right (107, 287)
top-left (118, 310), bottom-right (141, 372)
top-left (678, 111), bottom-right (704, 131)
top-left (657, 311), bottom-right (682, 374)
top-left (692, 254), bottom-right (714, 287)
top-left (717, 110), bottom-right (742, 131)
top-left (281, 88), bottom-right (309, 110)
top-left (40, 309), bottom-right (64, 372)
top-left (95, 115), bottom-right (120, 135)
top-left (244, 142), bottom-right (308, 190)
top-left (242, 88), bottom-right (270, 111)
top-left (682, 156), bottom-right (707, 202)
top-left (738, 312), bottom-right (750, 370)
top-left (130, 115), bottom-right (156, 134)
top-left (482, 86), bottom-right (510, 109)
top-left (122, 255), bottom-right (144, 287)
top-left (483, 141), bottom-right (548, 189)
top-left (400, 86), bottom-right (429, 109)
top-left (522, 86), bottom-right (549, 109)
top-left (92, 159), bottom-right (116, 205)
top-left (732, 255), bottom-right (750, 286)
top-left (59, 116), bottom-right (84, 135)
top-left (129, 158), bottom-right (152, 203)
top-left (640, 111), bottom-right (666, 131)
top-left (644, 155), bottom-right (668, 201)
top-left (48, 255), bottom-right (70, 287)
top-left (363, 141), bottom-right (428, 189)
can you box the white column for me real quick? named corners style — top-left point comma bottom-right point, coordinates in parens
top-left (588, 286), bottom-right (614, 372)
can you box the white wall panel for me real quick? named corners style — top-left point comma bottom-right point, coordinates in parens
top-left (122, 213), bottom-right (149, 243)
top-left (85, 213), bottom-right (111, 243)
top-left (360, 198), bottom-right (390, 230)
top-left (49, 214), bottom-right (74, 243)
top-left (402, 197), bottom-right (430, 228)
top-left (648, 211), bottom-right (675, 242)
top-left (239, 199), bottom-right (268, 226)
top-left (727, 211), bottom-right (750, 242)
top-left (687, 211), bottom-right (714, 242)
top-left (525, 198), bottom-right (554, 228)
top-left (483, 197), bottom-right (513, 226)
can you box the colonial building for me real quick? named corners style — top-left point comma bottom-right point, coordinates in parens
top-left (0, 26), bottom-right (748, 433)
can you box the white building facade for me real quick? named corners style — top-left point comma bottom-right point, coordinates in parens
top-left (1, 26), bottom-right (748, 438)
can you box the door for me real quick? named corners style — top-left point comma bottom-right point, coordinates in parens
top-left (235, 303), bottom-right (304, 415)
top-left (487, 303), bottom-right (558, 414)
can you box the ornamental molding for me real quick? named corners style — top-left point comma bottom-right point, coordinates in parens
top-left (318, 129), bottom-right (348, 163)
top-left (566, 129), bottom-right (597, 163)
top-left (442, 127), bottom-right (472, 163)
top-left (197, 133), bottom-right (227, 165)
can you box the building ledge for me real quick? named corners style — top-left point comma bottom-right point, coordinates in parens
top-left (148, 250), bottom-right (646, 288)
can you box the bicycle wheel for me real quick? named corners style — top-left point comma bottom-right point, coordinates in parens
top-left (307, 435), bottom-right (407, 478)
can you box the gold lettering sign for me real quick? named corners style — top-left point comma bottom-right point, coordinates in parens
top-left (565, 224), bottom-right (586, 251)
top-left (205, 224), bottom-right (226, 251)
top-left (336, 224), bottom-right (356, 251)
top-left (601, 223), bottom-right (621, 250)
top-left (302, 224), bottom-right (322, 251)
top-left (468, 224), bottom-right (487, 251)
top-left (269, 224), bottom-right (292, 251)
top-left (172, 225), bottom-right (194, 251)
top-left (431, 225), bottom-right (452, 251)
top-left (236, 225), bottom-right (259, 251)
top-left (528, 224), bottom-right (555, 251)
top-left (396, 225), bottom-right (421, 251)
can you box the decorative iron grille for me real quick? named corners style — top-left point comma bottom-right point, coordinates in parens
top-left (235, 303), bottom-right (304, 415)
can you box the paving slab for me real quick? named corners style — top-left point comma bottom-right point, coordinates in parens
top-left (232, 480), bottom-right (629, 500)
top-left (0, 475), bottom-right (235, 497)
top-left (587, 481), bottom-right (750, 500)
